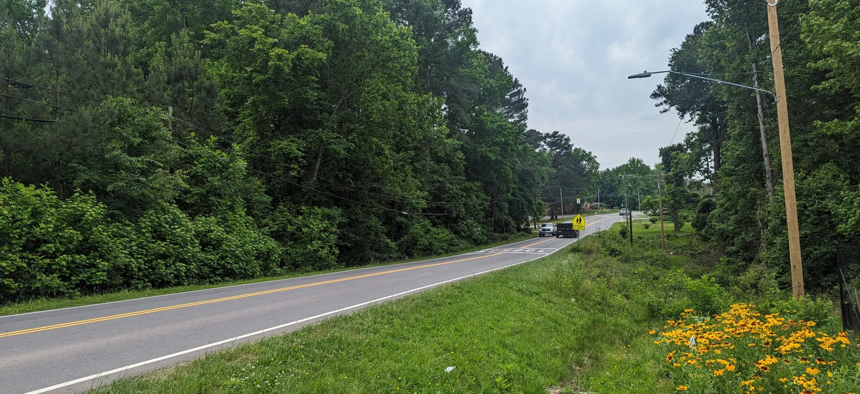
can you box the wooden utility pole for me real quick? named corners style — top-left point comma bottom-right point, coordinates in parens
top-left (657, 173), bottom-right (667, 251)
top-left (560, 188), bottom-right (564, 219)
top-left (766, 0), bottom-right (804, 298)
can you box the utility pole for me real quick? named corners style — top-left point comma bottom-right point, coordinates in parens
top-left (598, 188), bottom-right (601, 212)
top-left (627, 191), bottom-right (633, 246)
top-left (766, 0), bottom-right (804, 299)
top-left (657, 174), bottom-right (667, 251)
top-left (560, 188), bottom-right (564, 220)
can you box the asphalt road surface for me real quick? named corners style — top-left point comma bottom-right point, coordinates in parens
top-left (1, 213), bottom-right (627, 393)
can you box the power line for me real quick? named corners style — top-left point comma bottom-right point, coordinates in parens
top-left (669, 116), bottom-right (684, 145)
top-left (0, 92), bottom-right (76, 112)
top-left (0, 113), bottom-right (56, 122)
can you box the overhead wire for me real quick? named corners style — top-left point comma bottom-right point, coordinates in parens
top-left (0, 113), bottom-right (56, 122)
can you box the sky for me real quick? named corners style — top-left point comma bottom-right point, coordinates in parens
top-left (461, 0), bottom-right (710, 169)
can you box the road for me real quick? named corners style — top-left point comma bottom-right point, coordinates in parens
top-left (1, 213), bottom-right (627, 393)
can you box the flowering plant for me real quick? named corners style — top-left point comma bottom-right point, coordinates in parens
top-left (653, 304), bottom-right (860, 393)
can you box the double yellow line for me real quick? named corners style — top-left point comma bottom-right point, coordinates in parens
top-left (0, 252), bottom-right (504, 339)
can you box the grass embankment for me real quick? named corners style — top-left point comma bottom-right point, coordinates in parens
top-left (91, 226), bottom-right (729, 394)
top-left (0, 233), bottom-right (534, 317)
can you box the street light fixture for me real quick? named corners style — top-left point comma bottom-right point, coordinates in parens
top-left (628, 70), bottom-right (777, 102)
top-left (630, 57), bottom-right (805, 299)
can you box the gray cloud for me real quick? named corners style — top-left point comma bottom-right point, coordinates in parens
top-left (462, 0), bottom-right (708, 169)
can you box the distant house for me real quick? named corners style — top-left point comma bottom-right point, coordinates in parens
top-left (582, 201), bottom-right (591, 210)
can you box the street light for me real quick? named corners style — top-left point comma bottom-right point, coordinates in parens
top-left (629, 61), bottom-right (804, 298)
top-left (628, 70), bottom-right (777, 102)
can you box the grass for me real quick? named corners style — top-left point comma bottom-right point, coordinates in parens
top-left (89, 228), bottom-right (716, 394)
top-left (0, 233), bottom-right (535, 317)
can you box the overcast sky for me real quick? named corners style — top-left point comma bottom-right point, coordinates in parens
top-left (461, 0), bottom-right (709, 169)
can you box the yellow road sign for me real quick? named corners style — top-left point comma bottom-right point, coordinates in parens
top-left (572, 214), bottom-right (586, 230)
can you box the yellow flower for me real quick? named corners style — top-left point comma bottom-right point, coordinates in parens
top-left (676, 385), bottom-right (688, 391)
top-left (806, 367), bottom-right (820, 375)
top-left (650, 330), bottom-right (656, 335)
top-left (714, 369), bottom-right (724, 376)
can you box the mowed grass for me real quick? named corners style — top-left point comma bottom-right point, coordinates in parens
top-left (90, 231), bottom-right (696, 394)
top-left (0, 233), bottom-right (534, 317)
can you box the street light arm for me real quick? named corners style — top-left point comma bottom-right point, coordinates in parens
top-left (670, 71), bottom-right (777, 103)
top-left (628, 70), bottom-right (778, 102)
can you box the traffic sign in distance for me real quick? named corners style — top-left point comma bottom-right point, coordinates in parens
top-left (572, 214), bottom-right (586, 230)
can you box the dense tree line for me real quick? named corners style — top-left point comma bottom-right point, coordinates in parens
top-left (649, 0), bottom-right (860, 292)
top-left (0, 0), bottom-right (601, 302)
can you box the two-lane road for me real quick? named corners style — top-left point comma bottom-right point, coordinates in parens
top-left (1, 213), bottom-right (626, 393)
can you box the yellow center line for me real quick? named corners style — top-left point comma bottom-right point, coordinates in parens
top-left (0, 252), bottom-right (505, 339)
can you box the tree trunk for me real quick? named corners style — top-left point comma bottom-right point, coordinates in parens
top-left (747, 30), bottom-right (776, 203)
top-left (491, 195), bottom-right (498, 232)
top-left (671, 208), bottom-right (680, 232)
top-left (312, 143), bottom-right (323, 181)
top-left (711, 120), bottom-right (722, 196)
top-left (3, 143), bottom-right (10, 178)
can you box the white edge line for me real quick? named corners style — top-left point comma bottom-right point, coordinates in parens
top-left (25, 227), bottom-right (616, 394)
top-left (2, 237), bottom-right (551, 320)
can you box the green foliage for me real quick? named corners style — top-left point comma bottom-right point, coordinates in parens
top-left (0, 179), bottom-right (284, 302)
top-left (266, 205), bottom-right (342, 272)
top-left (0, 179), bottom-right (115, 299)
top-left (397, 218), bottom-right (469, 258)
top-left (649, 217), bottom-right (659, 224)
top-left (1, 0), bottom-right (567, 303)
top-left (643, 223), bottom-right (651, 229)
top-left (644, 0), bottom-right (860, 294)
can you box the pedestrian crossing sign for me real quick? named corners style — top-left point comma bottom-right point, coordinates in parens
top-left (572, 214), bottom-right (586, 230)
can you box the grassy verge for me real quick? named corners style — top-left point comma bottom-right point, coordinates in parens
top-left (89, 227), bottom-right (726, 394)
top-left (75, 219), bottom-right (855, 393)
top-left (0, 233), bottom-right (534, 317)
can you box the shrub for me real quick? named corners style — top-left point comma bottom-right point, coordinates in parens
top-left (649, 217), bottom-right (659, 224)
top-left (266, 205), bottom-right (342, 272)
top-left (398, 218), bottom-right (469, 258)
top-left (619, 226), bottom-right (628, 239)
top-left (0, 179), bottom-right (286, 303)
top-left (0, 180), bottom-right (117, 300)
top-left (643, 223), bottom-right (651, 229)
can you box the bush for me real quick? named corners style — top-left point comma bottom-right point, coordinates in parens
top-left (649, 217), bottom-right (659, 224)
top-left (397, 218), bottom-right (470, 258)
top-left (619, 225), bottom-right (628, 239)
top-left (0, 179), bottom-right (287, 303)
top-left (0, 180), bottom-right (116, 299)
top-left (643, 223), bottom-right (651, 229)
top-left (685, 275), bottom-right (728, 315)
top-left (266, 205), bottom-right (342, 272)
